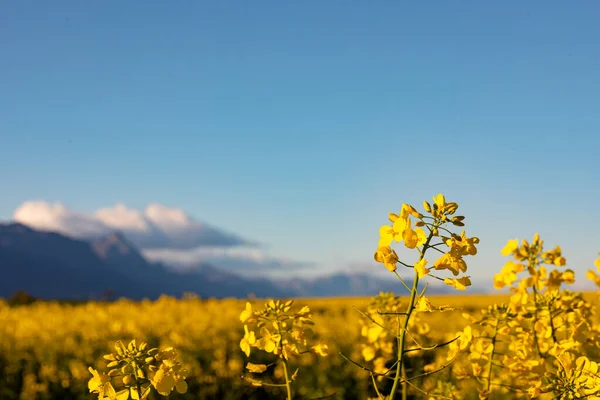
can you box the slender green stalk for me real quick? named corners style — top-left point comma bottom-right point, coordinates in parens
top-left (282, 359), bottom-right (293, 400)
top-left (275, 313), bottom-right (293, 400)
top-left (389, 272), bottom-right (419, 400)
top-left (401, 362), bottom-right (408, 400)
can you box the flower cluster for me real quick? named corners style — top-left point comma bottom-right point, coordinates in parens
top-left (447, 236), bottom-right (600, 399)
top-left (358, 292), bottom-right (433, 378)
top-left (494, 234), bottom-right (573, 300)
top-left (344, 194), bottom-right (478, 400)
top-left (374, 194), bottom-right (478, 291)
top-left (239, 299), bottom-right (328, 397)
top-left (88, 340), bottom-right (187, 400)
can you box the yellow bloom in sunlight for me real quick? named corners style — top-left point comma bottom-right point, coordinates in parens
top-left (392, 217), bottom-right (408, 237)
top-left (501, 239), bottom-right (519, 256)
top-left (240, 325), bottom-right (256, 357)
top-left (88, 367), bottom-right (130, 400)
top-left (414, 259), bottom-right (430, 278)
top-left (460, 231), bottom-right (479, 256)
top-left (150, 365), bottom-right (187, 396)
top-left (403, 218), bottom-right (420, 249)
top-left (493, 261), bottom-right (523, 289)
top-left (240, 302), bottom-right (253, 323)
top-left (399, 203), bottom-right (411, 219)
top-left (310, 343), bottom-right (328, 357)
top-left (400, 203), bottom-right (422, 219)
top-left (444, 276), bottom-right (471, 291)
top-left (378, 225), bottom-right (395, 246)
top-left (246, 363), bottom-right (267, 373)
top-left (88, 367), bottom-right (110, 393)
top-left (433, 252), bottom-right (467, 276)
top-left (374, 246), bottom-right (399, 272)
top-left (562, 269), bottom-right (575, 285)
top-left (415, 295), bottom-right (432, 312)
top-left (433, 193), bottom-right (446, 210)
top-left (415, 228), bottom-right (427, 247)
top-left (256, 327), bottom-right (280, 353)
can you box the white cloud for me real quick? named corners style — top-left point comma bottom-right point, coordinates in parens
top-left (12, 201), bottom-right (247, 250)
top-left (95, 203), bottom-right (150, 232)
top-left (11, 200), bottom-right (312, 275)
top-left (13, 201), bottom-right (108, 237)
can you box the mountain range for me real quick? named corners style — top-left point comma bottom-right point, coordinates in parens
top-left (0, 223), bottom-right (455, 301)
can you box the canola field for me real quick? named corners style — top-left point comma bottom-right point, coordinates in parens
top-left (3, 194), bottom-right (600, 400)
top-left (1, 292), bottom-right (599, 400)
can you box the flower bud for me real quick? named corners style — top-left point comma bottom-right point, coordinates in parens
top-left (423, 201), bottom-right (431, 213)
top-left (147, 348), bottom-right (159, 356)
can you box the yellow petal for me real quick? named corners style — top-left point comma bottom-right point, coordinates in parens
top-left (175, 380), bottom-right (188, 394)
top-left (415, 228), bottom-right (427, 247)
top-left (501, 239), bottom-right (519, 256)
top-left (444, 276), bottom-right (471, 291)
top-left (434, 193), bottom-right (446, 209)
top-left (154, 373), bottom-right (175, 396)
top-left (414, 259), bottom-right (430, 278)
top-left (246, 363), bottom-right (268, 373)
top-left (310, 344), bottom-right (328, 357)
top-left (240, 302), bottom-right (253, 323)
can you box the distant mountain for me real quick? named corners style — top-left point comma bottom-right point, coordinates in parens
top-left (0, 223), bottom-right (141, 300)
top-left (0, 223), bottom-right (286, 300)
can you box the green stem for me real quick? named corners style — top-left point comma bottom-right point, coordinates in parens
top-left (282, 359), bottom-right (293, 400)
top-left (401, 362), bottom-right (408, 400)
top-left (275, 312), bottom-right (293, 400)
top-left (389, 271), bottom-right (419, 400)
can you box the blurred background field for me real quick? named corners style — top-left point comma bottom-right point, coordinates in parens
top-left (2, 293), bottom-right (599, 400)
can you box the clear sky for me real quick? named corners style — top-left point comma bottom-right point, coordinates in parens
top-left (1, 1), bottom-right (599, 289)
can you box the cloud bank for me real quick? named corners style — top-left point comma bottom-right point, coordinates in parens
top-left (13, 201), bottom-right (249, 250)
top-left (12, 201), bottom-right (310, 274)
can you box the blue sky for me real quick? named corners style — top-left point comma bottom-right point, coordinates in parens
top-left (1, 2), bottom-right (599, 289)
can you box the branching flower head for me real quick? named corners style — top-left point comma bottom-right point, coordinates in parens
top-left (374, 194), bottom-right (478, 291)
top-left (88, 339), bottom-right (187, 400)
top-left (239, 299), bottom-right (328, 394)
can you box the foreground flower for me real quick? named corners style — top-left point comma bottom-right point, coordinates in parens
top-left (88, 340), bottom-right (187, 400)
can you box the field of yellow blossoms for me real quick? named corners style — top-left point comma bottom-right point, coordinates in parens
top-left (2, 194), bottom-right (600, 400)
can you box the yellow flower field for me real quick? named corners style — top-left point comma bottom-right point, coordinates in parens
top-left (0, 293), bottom-right (598, 400)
